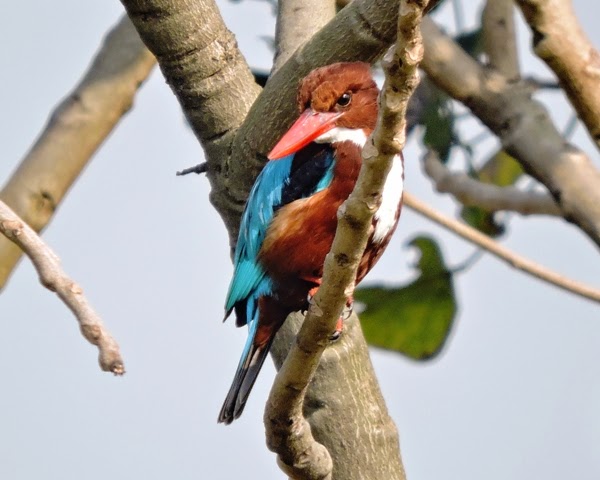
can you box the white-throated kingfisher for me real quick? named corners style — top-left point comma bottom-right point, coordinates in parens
top-left (218, 62), bottom-right (404, 424)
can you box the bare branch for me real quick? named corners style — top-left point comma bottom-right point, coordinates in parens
top-left (482, 0), bottom-right (520, 79)
top-left (273, 0), bottom-right (337, 72)
top-left (422, 150), bottom-right (561, 216)
top-left (516, 0), bottom-right (600, 150)
top-left (264, 2), bottom-right (430, 478)
top-left (0, 15), bottom-right (155, 289)
top-left (403, 192), bottom-right (600, 304)
top-left (420, 17), bottom-right (600, 249)
top-left (0, 201), bottom-right (125, 373)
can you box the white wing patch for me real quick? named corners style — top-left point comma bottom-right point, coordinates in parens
top-left (373, 154), bottom-right (404, 242)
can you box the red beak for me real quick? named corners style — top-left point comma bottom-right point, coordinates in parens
top-left (268, 109), bottom-right (343, 160)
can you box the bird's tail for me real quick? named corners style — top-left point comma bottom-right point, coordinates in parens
top-left (218, 297), bottom-right (274, 424)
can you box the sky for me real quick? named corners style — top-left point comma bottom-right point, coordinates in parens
top-left (1, 1), bottom-right (599, 479)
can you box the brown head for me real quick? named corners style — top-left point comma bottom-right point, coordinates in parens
top-left (269, 62), bottom-right (379, 160)
top-left (297, 62), bottom-right (379, 132)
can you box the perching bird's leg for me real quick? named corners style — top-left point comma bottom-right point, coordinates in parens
top-left (305, 281), bottom-right (345, 341)
top-left (329, 297), bottom-right (353, 341)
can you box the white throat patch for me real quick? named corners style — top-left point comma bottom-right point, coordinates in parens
top-left (315, 127), bottom-right (368, 147)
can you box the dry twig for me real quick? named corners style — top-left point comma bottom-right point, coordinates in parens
top-left (403, 192), bottom-right (600, 304)
top-left (0, 201), bottom-right (125, 374)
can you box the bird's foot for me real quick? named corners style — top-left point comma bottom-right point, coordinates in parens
top-left (342, 299), bottom-right (353, 320)
top-left (329, 316), bottom-right (344, 342)
top-left (329, 299), bottom-right (354, 341)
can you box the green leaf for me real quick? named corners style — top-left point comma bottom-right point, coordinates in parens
top-left (460, 205), bottom-right (505, 237)
top-left (460, 150), bottom-right (523, 236)
top-left (356, 236), bottom-right (457, 360)
top-left (422, 88), bottom-right (455, 163)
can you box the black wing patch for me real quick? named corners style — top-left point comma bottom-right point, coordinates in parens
top-left (280, 143), bottom-right (335, 207)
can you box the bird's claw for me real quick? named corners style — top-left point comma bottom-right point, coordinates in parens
top-left (329, 315), bottom-right (344, 342)
top-left (329, 329), bottom-right (342, 342)
top-left (342, 302), bottom-right (353, 320)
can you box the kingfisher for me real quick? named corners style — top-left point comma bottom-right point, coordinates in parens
top-left (218, 62), bottom-right (404, 424)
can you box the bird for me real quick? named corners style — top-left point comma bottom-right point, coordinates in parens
top-left (218, 62), bottom-right (404, 424)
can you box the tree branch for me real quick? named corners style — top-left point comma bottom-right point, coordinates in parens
top-left (120, 0), bottom-right (263, 242)
top-left (422, 149), bottom-right (561, 216)
top-left (420, 17), bottom-right (600, 249)
top-left (0, 201), bottom-right (125, 373)
top-left (273, 0), bottom-right (337, 72)
top-left (403, 192), bottom-right (600, 304)
top-left (264, 1), bottom-right (429, 478)
top-left (0, 15), bottom-right (155, 290)
top-left (482, 0), bottom-right (519, 79)
top-left (516, 0), bottom-right (600, 150)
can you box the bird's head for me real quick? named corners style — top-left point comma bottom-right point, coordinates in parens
top-left (268, 62), bottom-right (379, 160)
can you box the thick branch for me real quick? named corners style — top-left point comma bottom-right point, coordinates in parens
top-left (516, 0), bottom-right (600, 150)
top-left (119, 0), bottom-right (262, 242)
top-left (273, 0), bottom-right (337, 72)
top-left (422, 150), bottom-right (561, 216)
top-left (403, 192), bottom-right (600, 304)
top-left (0, 15), bottom-right (155, 289)
top-left (264, 2), bottom-right (429, 479)
top-left (420, 18), bottom-right (600, 249)
top-left (482, 0), bottom-right (519, 79)
top-left (0, 201), bottom-right (125, 373)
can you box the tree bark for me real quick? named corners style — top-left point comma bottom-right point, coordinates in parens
top-left (271, 314), bottom-right (406, 480)
top-left (516, 0), bottom-right (600, 150)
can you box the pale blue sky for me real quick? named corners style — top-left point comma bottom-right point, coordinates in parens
top-left (1, 1), bottom-right (599, 479)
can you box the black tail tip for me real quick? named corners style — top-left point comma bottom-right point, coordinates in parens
top-left (217, 399), bottom-right (246, 425)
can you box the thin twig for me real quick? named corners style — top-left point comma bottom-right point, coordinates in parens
top-left (403, 192), bottom-right (600, 304)
top-left (0, 201), bottom-right (125, 374)
top-left (176, 163), bottom-right (208, 176)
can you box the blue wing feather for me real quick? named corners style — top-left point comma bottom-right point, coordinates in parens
top-left (225, 156), bottom-right (294, 315)
top-left (225, 146), bottom-right (336, 321)
top-left (219, 145), bottom-right (336, 423)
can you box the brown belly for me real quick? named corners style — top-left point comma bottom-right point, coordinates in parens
top-left (259, 191), bottom-right (340, 308)
top-left (259, 188), bottom-right (402, 309)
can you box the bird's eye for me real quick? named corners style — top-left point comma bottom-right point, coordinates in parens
top-left (336, 92), bottom-right (352, 107)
